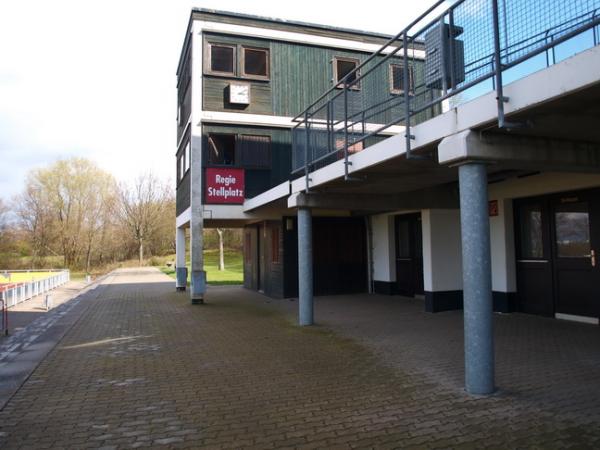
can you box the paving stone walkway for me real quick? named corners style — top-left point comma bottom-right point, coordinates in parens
top-left (0, 268), bottom-right (599, 449)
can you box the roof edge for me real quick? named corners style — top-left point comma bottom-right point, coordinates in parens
top-left (190, 7), bottom-right (394, 40)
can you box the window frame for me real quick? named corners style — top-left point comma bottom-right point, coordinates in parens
top-left (333, 56), bottom-right (361, 90)
top-left (206, 43), bottom-right (237, 76)
top-left (207, 133), bottom-right (237, 167)
top-left (184, 142), bottom-right (191, 173)
top-left (241, 46), bottom-right (270, 80)
top-left (389, 63), bottom-right (415, 96)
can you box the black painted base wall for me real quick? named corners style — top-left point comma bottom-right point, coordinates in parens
top-left (373, 281), bottom-right (395, 295)
top-left (425, 290), bottom-right (517, 313)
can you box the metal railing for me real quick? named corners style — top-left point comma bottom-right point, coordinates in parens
top-left (292, 0), bottom-right (600, 189)
top-left (0, 270), bottom-right (70, 310)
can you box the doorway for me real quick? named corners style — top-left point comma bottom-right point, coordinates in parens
top-left (395, 213), bottom-right (424, 297)
top-left (514, 188), bottom-right (600, 320)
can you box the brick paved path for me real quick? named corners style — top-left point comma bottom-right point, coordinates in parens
top-left (0, 268), bottom-right (599, 449)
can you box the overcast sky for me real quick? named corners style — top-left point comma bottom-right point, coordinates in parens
top-left (0, 0), bottom-right (437, 203)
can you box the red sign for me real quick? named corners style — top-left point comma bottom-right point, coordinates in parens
top-left (488, 200), bottom-right (499, 217)
top-left (205, 168), bottom-right (245, 204)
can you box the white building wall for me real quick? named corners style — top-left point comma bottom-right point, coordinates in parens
top-left (489, 199), bottom-right (516, 292)
top-left (422, 209), bottom-right (463, 292)
top-left (371, 214), bottom-right (396, 283)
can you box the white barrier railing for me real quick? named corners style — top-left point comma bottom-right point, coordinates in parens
top-left (0, 270), bottom-right (70, 309)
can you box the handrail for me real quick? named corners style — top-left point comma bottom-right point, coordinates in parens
top-left (292, 0), bottom-right (600, 183)
top-left (0, 270), bottom-right (70, 311)
top-left (292, 0), bottom-right (450, 122)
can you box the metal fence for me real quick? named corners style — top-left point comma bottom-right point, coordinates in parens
top-left (0, 270), bottom-right (70, 309)
top-left (292, 0), bottom-right (600, 186)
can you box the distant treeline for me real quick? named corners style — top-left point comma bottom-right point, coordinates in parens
top-left (0, 157), bottom-right (241, 272)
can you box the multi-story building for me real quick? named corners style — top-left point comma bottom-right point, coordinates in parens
top-left (176, 2), bottom-right (600, 395)
top-left (174, 8), bottom-right (428, 300)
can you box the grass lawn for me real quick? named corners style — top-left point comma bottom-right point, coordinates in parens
top-left (0, 271), bottom-right (56, 284)
top-left (161, 249), bottom-right (243, 286)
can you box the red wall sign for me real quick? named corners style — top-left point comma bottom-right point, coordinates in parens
top-left (488, 200), bottom-right (499, 217)
top-left (205, 168), bottom-right (245, 204)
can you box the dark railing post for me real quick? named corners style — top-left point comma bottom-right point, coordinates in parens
top-left (403, 31), bottom-right (413, 158)
top-left (344, 81), bottom-right (350, 180)
top-left (491, 0), bottom-right (508, 128)
top-left (439, 16), bottom-right (448, 96)
top-left (449, 9), bottom-right (456, 90)
top-left (326, 101), bottom-right (332, 156)
top-left (362, 110), bottom-right (366, 136)
top-left (304, 111), bottom-right (311, 192)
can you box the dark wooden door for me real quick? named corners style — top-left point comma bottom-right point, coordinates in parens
top-left (312, 218), bottom-right (367, 295)
top-left (551, 193), bottom-right (600, 318)
top-left (395, 214), bottom-right (424, 297)
top-left (515, 199), bottom-right (554, 316)
top-left (515, 189), bottom-right (600, 319)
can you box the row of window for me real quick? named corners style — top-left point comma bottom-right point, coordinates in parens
top-left (177, 133), bottom-right (272, 183)
top-left (177, 141), bottom-right (191, 182)
top-left (334, 58), bottom-right (415, 94)
top-left (205, 42), bottom-right (415, 94)
top-left (208, 133), bottom-right (271, 169)
top-left (207, 43), bottom-right (270, 80)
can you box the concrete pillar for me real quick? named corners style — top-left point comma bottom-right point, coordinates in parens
top-left (189, 134), bottom-right (206, 304)
top-left (175, 227), bottom-right (187, 291)
top-left (297, 207), bottom-right (313, 326)
top-left (458, 162), bottom-right (495, 395)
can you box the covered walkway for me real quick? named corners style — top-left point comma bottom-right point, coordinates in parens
top-left (0, 269), bottom-right (599, 448)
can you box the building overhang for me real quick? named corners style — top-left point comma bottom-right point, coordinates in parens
top-left (289, 44), bottom-right (600, 199)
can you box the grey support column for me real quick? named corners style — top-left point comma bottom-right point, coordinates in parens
top-left (190, 136), bottom-right (206, 304)
top-left (175, 227), bottom-right (187, 291)
top-left (458, 162), bottom-right (495, 395)
top-left (297, 207), bottom-right (313, 326)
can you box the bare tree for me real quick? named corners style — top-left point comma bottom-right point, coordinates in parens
top-left (16, 158), bottom-right (116, 269)
top-left (117, 173), bottom-right (171, 266)
top-left (0, 199), bottom-right (8, 234)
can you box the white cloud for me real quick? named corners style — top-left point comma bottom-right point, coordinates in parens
top-left (0, 0), bottom-right (436, 202)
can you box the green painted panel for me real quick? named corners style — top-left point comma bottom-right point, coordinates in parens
top-left (203, 77), bottom-right (272, 115)
top-left (202, 124), bottom-right (292, 197)
top-left (202, 32), bottom-right (433, 126)
top-left (202, 34), bottom-right (274, 115)
top-left (176, 171), bottom-right (190, 215)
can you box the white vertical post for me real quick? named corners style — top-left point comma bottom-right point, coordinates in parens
top-left (176, 226), bottom-right (187, 290)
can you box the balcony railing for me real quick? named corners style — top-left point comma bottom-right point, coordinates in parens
top-left (291, 0), bottom-right (600, 190)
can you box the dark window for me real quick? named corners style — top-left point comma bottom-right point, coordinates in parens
top-left (271, 226), bottom-right (280, 263)
top-left (555, 202), bottom-right (591, 258)
top-left (396, 220), bottom-right (411, 258)
top-left (243, 47), bottom-right (269, 78)
top-left (519, 203), bottom-right (544, 259)
top-left (239, 135), bottom-right (271, 169)
top-left (334, 57), bottom-right (360, 88)
top-left (210, 44), bottom-right (235, 74)
top-left (390, 64), bottom-right (414, 94)
top-left (207, 134), bottom-right (236, 165)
